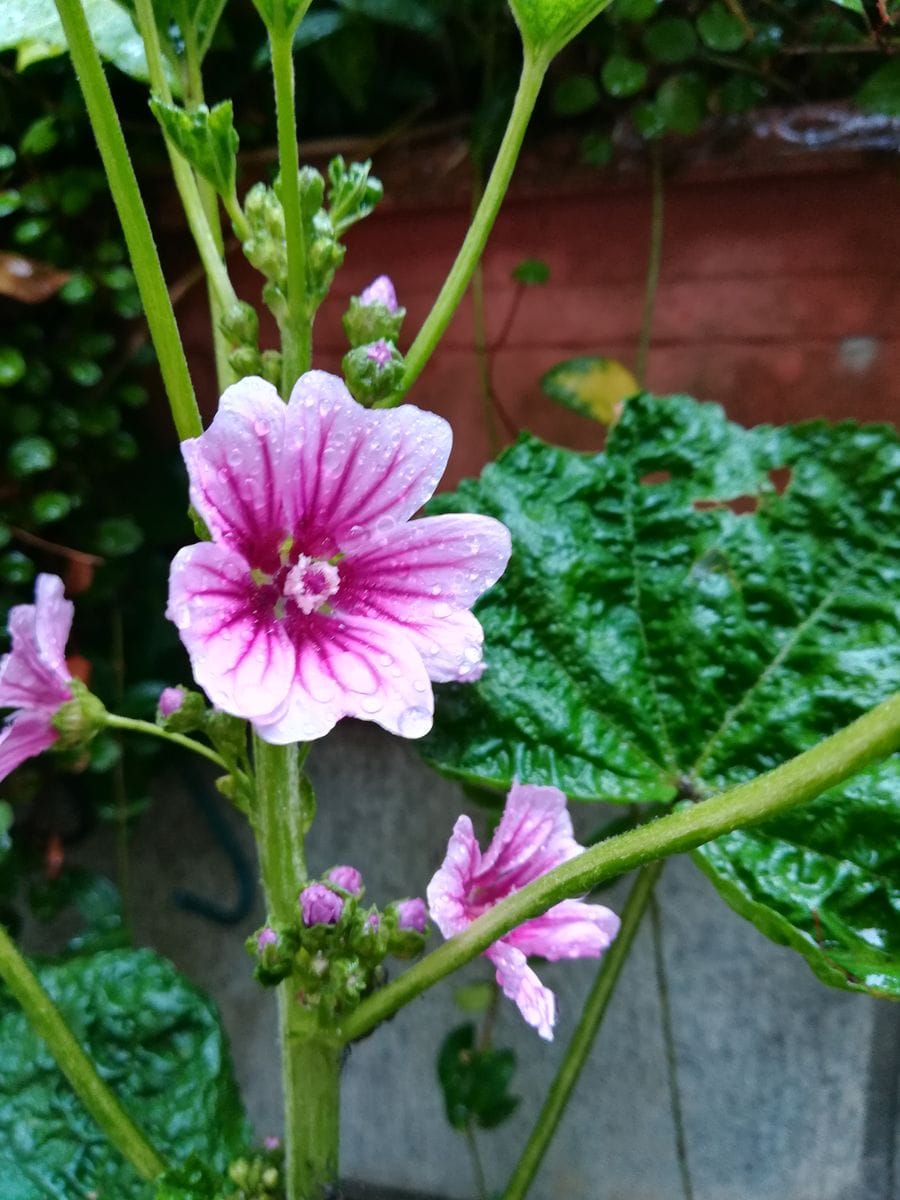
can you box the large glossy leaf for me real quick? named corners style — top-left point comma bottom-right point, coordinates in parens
top-left (0, 0), bottom-right (149, 80)
top-left (422, 394), bottom-right (900, 994)
top-left (0, 948), bottom-right (250, 1198)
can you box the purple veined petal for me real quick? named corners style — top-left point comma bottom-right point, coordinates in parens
top-left (426, 814), bottom-right (483, 939)
top-left (182, 377), bottom-right (289, 571)
top-left (167, 542), bottom-right (296, 724)
top-left (285, 372), bottom-right (452, 542)
top-left (472, 782), bottom-right (582, 904)
top-left (405, 609), bottom-right (487, 684)
top-left (504, 899), bottom-right (621, 961)
top-left (32, 574), bottom-right (74, 678)
top-left (486, 941), bottom-right (556, 1042)
top-left (0, 604), bottom-right (72, 712)
top-left (0, 710), bottom-right (58, 783)
top-left (341, 512), bottom-right (511, 621)
top-left (255, 611), bottom-right (435, 744)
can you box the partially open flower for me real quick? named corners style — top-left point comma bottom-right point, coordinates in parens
top-left (427, 782), bottom-right (620, 1040)
top-left (359, 275), bottom-right (398, 312)
top-left (0, 574), bottom-right (74, 782)
top-left (300, 883), bottom-right (344, 927)
top-left (167, 373), bottom-right (511, 743)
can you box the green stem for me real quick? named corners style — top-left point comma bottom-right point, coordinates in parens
top-left (635, 144), bottom-right (663, 389)
top-left (340, 692), bottom-right (900, 1042)
top-left (270, 25), bottom-right (312, 396)
top-left (251, 736), bottom-right (336, 1200)
top-left (384, 51), bottom-right (547, 406)
top-left (104, 712), bottom-right (228, 771)
top-left (53, 0), bottom-right (201, 442)
top-left (134, 0), bottom-right (240, 320)
top-left (0, 923), bottom-right (166, 1182)
top-left (502, 862), bottom-right (662, 1200)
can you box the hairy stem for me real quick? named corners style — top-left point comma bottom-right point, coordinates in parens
top-left (104, 712), bottom-right (228, 771)
top-left (53, 0), bottom-right (201, 441)
top-left (0, 923), bottom-right (166, 1182)
top-left (340, 692), bottom-right (900, 1041)
top-left (502, 862), bottom-right (663, 1200)
top-left (270, 25), bottom-right (312, 396)
top-left (384, 52), bottom-right (547, 405)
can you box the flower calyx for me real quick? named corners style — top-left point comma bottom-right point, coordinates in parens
top-left (50, 678), bottom-right (106, 751)
top-left (342, 340), bottom-right (404, 407)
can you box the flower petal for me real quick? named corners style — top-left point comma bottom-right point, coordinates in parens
top-left (339, 513), bottom-right (511, 680)
top-left (426, 814), bottom-right (483, 939)
top-left (167, 542), bottom-right (296, 723)
top-left (486, 941), bottom-right (556, 1041)
top-left (0, 710), bottom-right (58, 782)
top-left (472, 782), bottom-right (583, 903)
top-left (505, 899), bottom-right (621, 961)
top-left (255, 613), bottom-right (434, 744)
top-left (285, 372), bottom-right (451, 542)
top-left (182, 376), bottom-right (289, 570)
top-left (0, 576), bottom-right (72, 712)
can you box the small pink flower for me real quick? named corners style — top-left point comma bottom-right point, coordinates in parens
top-left (427, 782), bottom-right (620, 1041)
top-left (359, 275), bottom-right (398, 312)
top-left (396, 897), bottom-right (427, 932)
top-left (158, 686), bottom-right (186, 717)
top-left (365, 339), bottom-right (393, 370)
top-left (0, 574), bottom-right (74, 782)
top-left (327, 865), bottom-right (363, 895)
top-left (167, 373), bottom-right (510, 742)
top-left (300, 883), bottom-right (344, 926)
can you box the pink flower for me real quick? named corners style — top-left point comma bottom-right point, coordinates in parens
top-left (396, 897), bottom-right (428, 932)
top-left (359, 275), bottom-right (398, 312)
top-left (427, 782), bottom-right (620, 1041)
top-left (327, 865), bottom-right (363, 895)
top-left (0, 574), bottom-right (74, 782)
top-left (300, 883), bottom-right (344, 926)
top-left (167, 373), bottom-right (510, 743)
top-left (158, 686), bottom-right (186, 717)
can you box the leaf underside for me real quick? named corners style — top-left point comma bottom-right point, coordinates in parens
top-left (423, 394), bottom-right (900, 996)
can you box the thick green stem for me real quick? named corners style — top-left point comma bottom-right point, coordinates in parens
top-left (104, 712), bottom-right (228, 771)
top-left (252, 736), bottom-right (337, 1200)
top-left (270, 25), bottom-right (312, 396)
top-left (134, 0), bottom-right (240, 321)
top-left (502, 863), bottom-right (662, 1200)
top-left (340, 692), bottom-right (900, 1042)
top-left (384, 52), bottom-right (547, 406)
top-left (0, 923), bottom-right (166, 1182)
top-left (53, 0), bottom-right (201, 441)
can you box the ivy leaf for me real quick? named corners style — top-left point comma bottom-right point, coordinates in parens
top-left (0, 0), bottom-right (150, 81)
top-left (0, 948), bottom-right (250, 1198)
top-left (506, 0), bottom-right (617, 63)
top-left (420, 396), bottom-right (900, 996)
top-left (696, 2), bottom-right (747, 52)
top-left (541, 355), bottom-right (639, 423)
top-left (437, 1024), bottom-right (520, 1131)
top-left (149, 99), bottom-right (238, 201)
top-left (857, 60), bottom-right (900, 117)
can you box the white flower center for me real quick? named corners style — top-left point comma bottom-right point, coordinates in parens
top-left (284, 555), bottom-right (341, 615)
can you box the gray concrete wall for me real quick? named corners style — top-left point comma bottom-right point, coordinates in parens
top-left (39, 722), bottom-right (898, 1200)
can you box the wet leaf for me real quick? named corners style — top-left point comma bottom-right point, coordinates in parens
top-left (149, 99), bottom-right (238, 201)
top-left (541, 355), bottom-right (639, 423)
top-left (437, 1024), bottom-right (519, 1131)
top-left (0, 0), bottom-right (151, 81)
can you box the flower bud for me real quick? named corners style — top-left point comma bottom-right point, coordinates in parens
top-left (158, 687), bottom-right (185, 718)
top-left (246, 922), bottom-right (297, 986)
top-left (397, 897), bottom-right (428, 933)
top-left (343, 285), bottom-right (405, 348)
top-left (300, 883), bottom-right (344, 927)
top-left (220, 300), bottom-right (259, 347)
top-left (342, 341), bottom-right (404, 407)
top-left (326, 865), bottom-right (363, 896)
top-left (51, 678), bottom-right (106, 751)
top-left (229, 345), bottom-right (264, 379)
top-left (359, 275), bottom-right (398, 312)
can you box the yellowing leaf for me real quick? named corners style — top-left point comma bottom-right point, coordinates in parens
top-left (541, 355), bottom-right (639, 425)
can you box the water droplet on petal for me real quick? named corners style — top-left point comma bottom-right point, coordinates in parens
top-left (432, 602), bottom-right (452, 619)
top-left (397, 706), bottom-right (431, 738)
top-left (254, 419), bottom-right (269, 436)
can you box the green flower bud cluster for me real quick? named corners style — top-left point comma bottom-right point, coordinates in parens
top-left (219, 301), bottom-right (282, 384)
top-left (227, 1152), bottom-right (282, 1199)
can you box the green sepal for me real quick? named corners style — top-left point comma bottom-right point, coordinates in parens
top-left (327, 156), bottom-right (383, 237)
top-left (149, 98), bottom-right (238, 202)
top-left (343, 296), bottom-right (406, 349)
top-left (342, 342), bottom-right (404, 406)
top-left (51, 678), bottom-right (107, 750)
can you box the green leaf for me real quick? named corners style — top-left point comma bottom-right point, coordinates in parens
top-left (437, 1024), bottom-right (519, 1131)
top-left (696, 2), bottom-right (746, 52)
top-left (542, 355), bottom-right (639, 423)
top-left (601, 53), bottom-right (648, 98)
top-left (551, 74), bottom-right (601, 116)
top-left (0, 347), bottom-right (27, 388)
top-left (642, 16), bottom-right (697, 63)
top-left (28, 868), bottom-right (128, 954)
top-left (421, 395), bottom-right (900, 994)
top-left (512, 258), bottom-right (551, 286)
top-left (149, 99), bottom-right (239, 201)
top-left (857, 60), bottom-right (900, 117)
top-left (94, 516), bottom-right (143, 557)
top-left (506, 0), bottom-right (616, 62)
top-left (580, 132), bottom-right (614, 166)
top-left (0, 0), bottom-right (151, 81)
top-left (827, 0), bottom-right (865, 13)
top-left (8, 435), bottom-right (56, 477)
top-left (0, 948), bottom-right (250, 1198)
top-left (19, 115), bottom-right (58, 157)
top-left (610, 0), bottom-right (657, 19)
top-left (655, 72), bottom-right (708, 135)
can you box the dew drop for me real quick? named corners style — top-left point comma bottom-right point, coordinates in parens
top-left (254, 419), bottom-right (269, 436)
top-left (397, 706), bottom-right (432, 738)
top-left (432, 601), bottom-right (452, 619)
top-left (360, 694), bottom-right (383, 714)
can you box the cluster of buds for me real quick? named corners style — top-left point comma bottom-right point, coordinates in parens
top-left (225, 1148), bottom-right (282, 1199)
top-left (342, 274), bottom-right (407, 406)
top-left (248, 866), bottom-right (428, 1020)
top-left (219, 299), bottom-right (281, 387)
